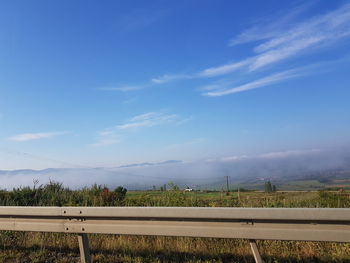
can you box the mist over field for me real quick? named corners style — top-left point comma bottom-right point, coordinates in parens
top-left (1, 148), bottom-right (349, 190)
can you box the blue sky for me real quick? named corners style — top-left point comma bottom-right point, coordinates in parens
top-left (1, 0), bottom-right (350, 170)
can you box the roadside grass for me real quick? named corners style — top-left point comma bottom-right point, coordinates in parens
top-left (0, 183), bottom-right (349, 262)
top-left (0, 233), bottom-right (349, 262)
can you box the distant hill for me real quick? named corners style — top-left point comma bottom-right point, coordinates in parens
top-left (118, 160), bottom-right (182, 168)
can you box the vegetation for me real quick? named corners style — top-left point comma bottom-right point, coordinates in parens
top-left (0, 181), bottom-right (349, 262)
top-left (264, 181), bottom-right (277, 193)
top-left (0, 181), bottom-right (127, 207)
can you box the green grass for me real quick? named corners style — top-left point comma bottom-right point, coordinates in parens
top-left (125, 190), bottom-right (349, 208)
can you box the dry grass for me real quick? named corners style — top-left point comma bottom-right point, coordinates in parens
top-left (0, 232), bottom-right (350, 263)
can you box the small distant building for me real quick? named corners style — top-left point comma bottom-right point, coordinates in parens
top-left (184, 187), bottom-right (193, 192)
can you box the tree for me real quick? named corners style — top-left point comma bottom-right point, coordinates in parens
top-left (167, 181), bottom-right (179, 191)
top-left (265, 181), bottom-right (273, 193)
top-left (113, 186), bottom-right (127, 202)
top-left (272, 185), bottom-right (277, 192)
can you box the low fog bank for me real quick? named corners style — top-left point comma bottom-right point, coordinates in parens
top-left (1, 148), bottom-right (350, 190)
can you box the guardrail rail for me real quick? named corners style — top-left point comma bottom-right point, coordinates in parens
top-left (0, 206), bottom-right (349, 263)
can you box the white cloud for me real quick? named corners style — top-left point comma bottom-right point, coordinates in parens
top-left (117, 112), bottom-right (178, 130)
top-left (253, 4), bottom-right (350, 53)
top-left (197, 59), bottom-right (252, 78)
top-left (99, 3), bottom-right (350, 96)
top-left (152, 3), bottom-right (350, 89)
top-left (90, 131), bottom-right (121, 147)
top-left (204, 3), bottom-right (350, 75)
top-left (199, 57), bottom-right (350, 96)
top-left (8, 132), bottom-right (67, 142)
top-left (151, 74), bottom-right (190, 84)
top-left (213, 149), bottom-right (321, 163)
top-left (249, 36), bottom-right (325, 71)
top-left (203, 69), bottom-right (301, 97)
top-left (151, 59), bottom-right (251, 82)
top-left (211, 155), bottom-right (248, 162)
top-left (228, 2), bottom-right (313, 46)
top-left (91, 138), bottom-right (120, 147)
top-left (175, 116), bottom-right (194, 125)
top-left (91, 111), bottom-right (190, 146)
top-left (98, 85), bottom-right (146, 92)
top-left (243, 3), bottom-right (350, 71)
top-left (257, 149), bottom-right (321, 159)
top-left (198, 78), bottom-right (243, 91)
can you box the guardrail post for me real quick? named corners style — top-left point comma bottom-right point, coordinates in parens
top-left (78, 233), bottom-right (91, 263)
top-left (249, 239), bottom-right (263, 263)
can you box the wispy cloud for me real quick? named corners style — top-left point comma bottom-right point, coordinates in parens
top-left (91, 111), bottom-right (190, 146)
top-left (253, 4), bottom-right (350, 53)
top-left (203, 69), bottom-right (302, 96)
top-left (117, 112), bottom-right (179, 130)
top-left (249, 36), bottom-right (324, 71)
top-left (257, 149), bottom-right (321, 159)
top-left (202, 2), bottom-right (350, 76)
top-left (237, 3), bottom-right (350, 71)
top-left (152, 3), bottom-right (350, 93)
top-left (90, 131), bottom-right (121, 147)
top-left (98, 85), bottom-right (147, 92)
top-left (175, 115), bottom-right (194, 126)
top-left (197, 59), bottom-right (252, 78)
top-left (8, 132), bottom-right (67, 142)
top-left (198, 78), bottom-right (243, 91)
top-left (150, 63), bottom-right (251, 83)
top-left (200, 56), bottom-right (349, 96)
top-left (151, 74), bottom-right (191, 84)
top-left (228, 2), bottom-right (314, 46)
top-left (211, 148), bottom-right (321, 163)
top-left (100, 3), bottom-right (350, 96)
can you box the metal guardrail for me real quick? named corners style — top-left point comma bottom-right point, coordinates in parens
top-left (0, 207), bottom-right (349, 263)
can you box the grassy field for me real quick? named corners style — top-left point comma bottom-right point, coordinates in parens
top-left (125, 189), bottom-right (349, 208)
top-left (0, 185), bottom-right (349, 262)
